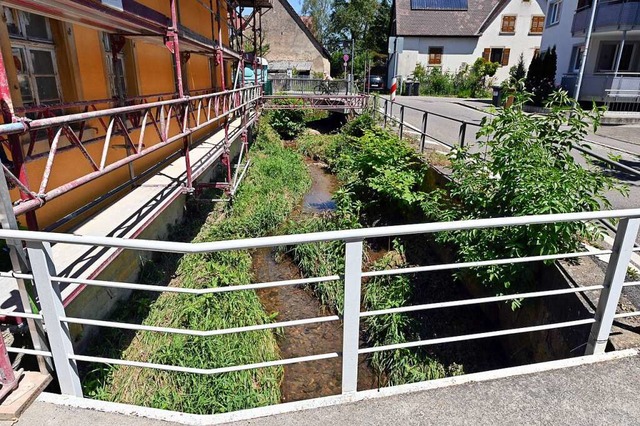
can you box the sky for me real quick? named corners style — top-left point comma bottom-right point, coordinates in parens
top-left (289, 0), bottom-right (304, 14)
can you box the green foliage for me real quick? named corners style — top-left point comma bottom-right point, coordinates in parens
top-left (525, 46), bottom-right (557, 106)
top-left (422, 90), bottom-right (626, 301)
top-left (88, 119), bottom-right (311, 413)
top-left (364, 244), bottom-right (463, 385)
top-left (508, 53), bottom-right (527, 85)
top-left (269, 99), bottom-right (307, 139)
top-left (414, 58), bottom-right (498, 98)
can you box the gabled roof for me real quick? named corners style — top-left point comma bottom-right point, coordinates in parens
top-left (278, 0), bottom-right (331, 59)
top-left (392, 0), bottom-right (509, 37)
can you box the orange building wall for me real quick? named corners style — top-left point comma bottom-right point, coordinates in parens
top-left (4, 1), bottom-right (231, 230)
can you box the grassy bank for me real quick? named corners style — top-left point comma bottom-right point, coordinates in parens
top-left (86, 118), bottom-right (311, 414)
top-left (286, 116), bottom-right (460, 385)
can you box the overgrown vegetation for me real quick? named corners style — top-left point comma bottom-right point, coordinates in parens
top-left (284, 116), bottom-right (457, 385)
top-left (85, 118), bottom-right (311, 414)
top-left (421, 90), bottom-right (626, 306)
top-left (525, 46), bottom-right (558, 107)
top-left (412, 58), bottom-right (499, 98)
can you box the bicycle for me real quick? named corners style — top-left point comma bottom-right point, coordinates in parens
top-left (313, 80), bottom-right (339, 95)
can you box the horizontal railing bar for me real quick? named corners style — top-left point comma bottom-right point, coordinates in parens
top-left (614, 311), bottom-right (640, 319)
top-left (1, 87), bottom-right (258, 134)
top-left (0, 310), bottom-right (43, 320)
top-left (623, 281), bottom-right (640, 287)
top-left (383, 99), bottom-right (482, 126)
top-left (2, 209), bottom-right (640, 254)
top-left (362, 249), bottom-right (613, 278)
top-left (70, 352), bottom-right (339, 375)
top-left (361, 284), bottom-right (604, 317)
top-left (358, 318), bottom-right (596, 354)
top-left (51, 274), bottom-right (341, 294)
top-left (61, 315), bottom-right (340, 337)
top-left (0, 271), bottom-right (34, 280)
top-left (6, 347), bottom-right (53, 357)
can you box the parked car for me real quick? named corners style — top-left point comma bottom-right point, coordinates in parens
top-left (365, 75), bottom-right (385, 92)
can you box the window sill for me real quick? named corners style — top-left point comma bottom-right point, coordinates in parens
top-left (546, 21), bottom-right (560, 28)
top-left (499, 32), bottom-right (516, 36)
top-left (529, 32), bottom-right (543, 36)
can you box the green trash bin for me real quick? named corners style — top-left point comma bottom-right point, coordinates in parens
top-left (264, 80), bottom-right (273, 95)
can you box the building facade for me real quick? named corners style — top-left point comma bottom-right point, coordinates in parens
top-left (0, 0), bottom-right (240, 230)
top-left (540, 0), bottom-right (640, 106)
top-left (261, 0), bottom-right (330, 77)
top-left (389, 0), bottom-right (546, 86)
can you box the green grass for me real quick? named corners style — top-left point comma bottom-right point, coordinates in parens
top-left (85, 118), bottom-right (311, 414)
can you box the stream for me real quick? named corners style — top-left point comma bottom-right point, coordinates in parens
top-left (253, 161), bottom-right (378, 402)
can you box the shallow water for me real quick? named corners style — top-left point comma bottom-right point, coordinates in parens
top-left (253, 162), bottom-right (378, 402)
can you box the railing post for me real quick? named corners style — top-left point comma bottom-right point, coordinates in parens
top-left (383, 100), bottom-right (389, 128)
top-left (373, 95), bottom-right (379, 120)
top-left (26, 241), bottom-right (83, 396)
top-left (341, 239), bottom-right (363, 395)
top-left (458, 122), bottom-right (467, 148)
top-left (420, 112), bottom-right (428, 152)
top-left (399, 105), bottom-right (405, 140)
top-left (586, 217), bottom-right (640, 355)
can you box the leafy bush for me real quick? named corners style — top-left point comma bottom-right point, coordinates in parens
top-left (422, 90), bottom-right (626, 303)
top-left (413, 58), bottom-right (498, 98)
top-left (525, 46), bottom-right (557, 106)
top-left (269, 99), bottom-right (306, 139)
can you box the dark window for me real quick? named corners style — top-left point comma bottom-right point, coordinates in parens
top-left (596, 42), bottom-right (634, 72)
top-left (428, 47), bottom-right (443, 65)
top-left (484, 48), bottom-right (510, 66)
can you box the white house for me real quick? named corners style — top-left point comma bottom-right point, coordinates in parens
top-left (389, 0), bottom-right (546, 86)
top-left (539, 0), bottom-right (640, 109)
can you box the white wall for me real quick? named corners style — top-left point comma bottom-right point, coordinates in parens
top-left (539, 0), bottom-right (585, 85)
top-left (395, 0), bottom-right (545, 85)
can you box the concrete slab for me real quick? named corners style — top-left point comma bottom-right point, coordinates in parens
top-left (0, 352), bottom-right (636, 425)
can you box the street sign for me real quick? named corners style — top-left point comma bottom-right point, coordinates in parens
top-left (343, 54), bottom-right (349, 62)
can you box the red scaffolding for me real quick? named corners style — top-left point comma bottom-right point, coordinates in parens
top-left (0, 0), bottom-right (271, 390)
top-left (0, 0), bottom-right (271, 231)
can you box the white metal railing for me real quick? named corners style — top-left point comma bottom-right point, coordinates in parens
top-left (1, 208), bottom-right (640, 408)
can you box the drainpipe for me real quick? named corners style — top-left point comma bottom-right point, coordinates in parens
top-left (574, 0), bottom-right (599, 102)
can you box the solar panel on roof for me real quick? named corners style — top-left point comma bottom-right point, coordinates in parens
top-left (410, 0), bottom-right (468, 10)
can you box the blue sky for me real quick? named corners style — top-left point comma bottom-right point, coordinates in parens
top-left (289, 0), bottom-right (304, 14)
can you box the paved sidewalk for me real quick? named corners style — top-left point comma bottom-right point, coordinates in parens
top-left (232, 354), bottom-right (640, 426)
top-left (1, 353), bottom-right (638, 425)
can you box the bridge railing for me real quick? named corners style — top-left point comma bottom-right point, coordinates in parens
top-left (269, 78), bottom-right (349, 94)
top-left (1, 208), bottom-right (639, 414)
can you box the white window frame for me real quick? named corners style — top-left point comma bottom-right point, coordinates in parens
top-left (571, 45), bottom-right (585, 73)
top-left (10, 42), bottom-right (62, 106)
top-left (4, 7), bottom-right (62, 106)
top-left (101, 33), bottom-right (127, 98)
top-left (548, 0), bottom-right (562, 26)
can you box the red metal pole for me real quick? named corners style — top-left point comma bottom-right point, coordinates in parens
top-left (168, 0), bottom-right (193, 190)
top-left (0, 332), bottom-right (18, 401)
top-left (0, 47), bottom-right (38, 230)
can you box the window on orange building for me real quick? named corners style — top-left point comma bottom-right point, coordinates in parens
top-left (3, 7), bottom-right (62, 107)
